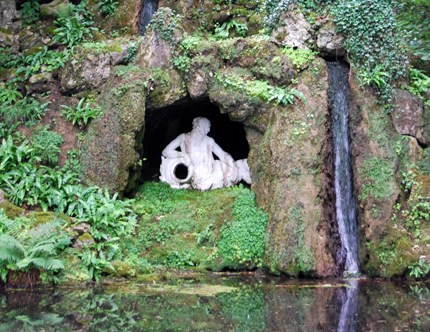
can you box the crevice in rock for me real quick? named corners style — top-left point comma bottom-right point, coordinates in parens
top-left (137, 97), bottom-right (250, 187)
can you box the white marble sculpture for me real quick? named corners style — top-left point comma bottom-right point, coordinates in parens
top-left (160, 117), bottom-right (252, 191)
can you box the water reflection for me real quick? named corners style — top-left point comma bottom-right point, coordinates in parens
top-left (1, 278), bottom-right (430, 331)
top-left (337, 280), bottom-right (358, 332)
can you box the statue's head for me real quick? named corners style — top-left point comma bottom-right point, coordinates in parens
top-left (192, 117), bottom-right (211, 135)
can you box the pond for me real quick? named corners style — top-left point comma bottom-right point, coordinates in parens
top-left (1, 275), bottom-right (429, 331)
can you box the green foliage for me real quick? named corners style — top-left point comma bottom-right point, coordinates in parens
top-left (400, 166), bottom-right (430, 237)
top-left (408, 257), bottom-right (430, 278)
top-left (359, 157), bottom-right (394, 200)
top-left (264, 0), bottom-right (294, 33)
top-left (16, 47), bottom-right (69, 79)
top-left (408, 67), bottom-right (430, 99)
top-left (98, 0), bottom-right (118, 15)
top-left (20, 0), bottom-right (40, 28)
top-left (0, 122), bottom-right (20, 140)
top-left (165, 250), bottom-right (194, 268)
top-left (359, 64), bottom-right (391, 89)
top-left (214, 72), bottom-right (306, 106)
top-left (53, 4), bottom-right (97, 48)
top-left (0, 211), bottom-right (70, 284)
top-left (147, 8), bottom-right (182, 43)
top-left (124, 43), bottom-right (138, 63)
top-left (397, 0), bottom-right (430, 61)
top-left (194, 224), bottom-right (213, 244)
top-left (0, 85), bottom-right (50, 126)
top-left (0, 135), bottom-right (79, 211)
top-left (61, 98), bottom-right (101, 127)
top-left (173, 34), bottom-right (202, 72)
top-left (214, 19), bottom-right (248, 40)
top-left (76, 246), bottom-right (112, 282)
top-left (215, 189), bottom-right (267, 266)
top-left (77, 189), bottom-right (137, 241)
top-left (332, 0), bottom-right (407, 111)
top-left (281, 46), bottom-right (317, 69)
top-left (1, 97), bottom-right (50, 127)
top-left (30, 125), bottom-right (64, 165)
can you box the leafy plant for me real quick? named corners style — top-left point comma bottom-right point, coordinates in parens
top-left (214, 188), bottom-right (268, 266)
top-left (98, 0), bottom-right (118, 15)
top-left (214, 19), bottom-right (248, 40)
top-left (281, 46), bottom-right (317, 70)
top-left (30, 125), bottom-right (64, 165)
top-left (61, 98), bottom-right (101, 127)
top-left (20, 0), bottom-right (40, 28)
top-left (53, 10), bottom-right (97, 48)
top-left (165, 250), bottom-right (194, 268)
top-left (0, 212), bottom-right (70, 286)
top-left (172, 34), bottom-right (202, 72)
top-left (408, 67), bottom-right (430, 98)
top-left (147, 8), bottom-right (182, 43)
top-left (76, 246), bottom-right (112, 282)
top-left (214, 72), bottom-right (306, 106)
top-left (397, 0), bottom-right (430, 61)
top-left (408, 257), bottom-right (430, 278)
top-left (359, 65), bottom-right (391, 89)
top-left (0, 92), bottom-right (50, 126)
top-left (77, 189), bottom-right (137, 241)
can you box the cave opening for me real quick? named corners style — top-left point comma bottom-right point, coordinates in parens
top-left (139, 98), bottom-right (250, 186)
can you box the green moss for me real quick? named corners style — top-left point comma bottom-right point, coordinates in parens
top-left (0, 202), bottom-right (24, 219)
top-left (359, 157), bottom-right (395, 200)
top-left (124, 183), bottom-right (257, 272)
top-left (104, 261), bottom-right (136, 277)
top-left (136, 273), bottom-right (167, 283)
top-left (0, 27), bottom-right (12, 34)
top-left (365, 227), bottom-right (419, 277)
top-left (42, 26), bottom-right (59, 36)
top-left (40, 8), bottom-right (49, 16)
top-left (23, 45), bottom-right (44, 57)
top-left (78, 232), bottom-right (94, 241)
top-left (106, 43), bottom-right (122, 52)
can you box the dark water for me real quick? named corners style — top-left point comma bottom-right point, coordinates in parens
top-left (139, 0), bottom-right (159, 36)
top-left (328, 62), bottom-right (359, 274)
top-left (1, 277), bottom-right (430, 331)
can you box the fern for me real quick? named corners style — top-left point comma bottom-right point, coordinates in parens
top-left (0, 212), bottom-right (70, 284)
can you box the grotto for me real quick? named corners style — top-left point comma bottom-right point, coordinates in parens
top-left (1, 0), bottom-right (430, 329)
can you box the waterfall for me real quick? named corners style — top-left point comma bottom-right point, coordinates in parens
top-left (139, 0), bottom-right (159, 36)
top-left (327, 62), bottom-right (359, 274)
top-left (337, 280), bottom-right (359, 332)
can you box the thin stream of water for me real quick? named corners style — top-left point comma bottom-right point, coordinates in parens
top-left (328, 62), bottom-right (359, 274)
top-left (139, 0), bottom-right (159, 36)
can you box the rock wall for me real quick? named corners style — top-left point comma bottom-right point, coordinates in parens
top-left (349, 70), bottom-right (427, 277)
top-left (250, 58), bottom-right (339, 277)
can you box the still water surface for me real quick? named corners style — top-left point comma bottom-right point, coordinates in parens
top-left (1, 276), bottom-right (429, 331)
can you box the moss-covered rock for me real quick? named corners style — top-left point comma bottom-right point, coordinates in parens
top-left (60, 48), bottom-right (111, 94)
top-left (0, 201), bottom-right (24, 219)
top-left (81, 66), bottom-right (148, 193)
top-left (73, 233), bottom-right (96, 251)
top-left (104, 261), bottom-right (136, 277)
top-left (250, 58), bottom-right (339, 277)
top-left (348, 68), bottom-right (422, 277)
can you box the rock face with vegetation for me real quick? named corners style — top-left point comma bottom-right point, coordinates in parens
top-left (1, 0), bottom-right (430, 286)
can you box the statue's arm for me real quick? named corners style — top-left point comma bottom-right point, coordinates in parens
top-left (211, 140), bottom-right (235, 167)
top-left (162, 134), bottom-right (186, 159)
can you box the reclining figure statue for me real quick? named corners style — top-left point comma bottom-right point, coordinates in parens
top-left (160, 117), bottom-right (252, 191)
